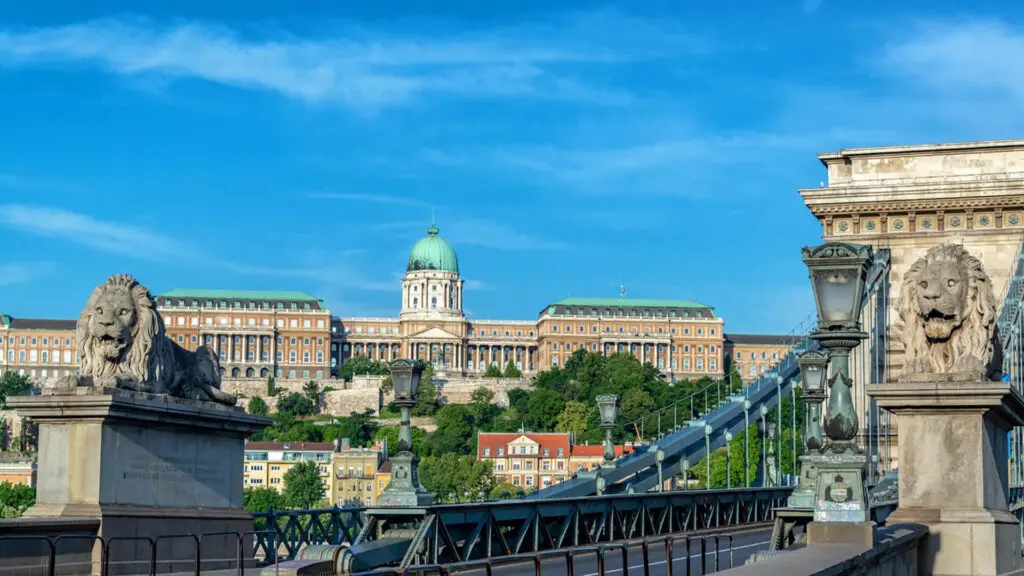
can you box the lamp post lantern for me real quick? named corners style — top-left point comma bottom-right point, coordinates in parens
top-left (801, 242), bottom-right (873, 524)
top-left (724, 430), bottom-right (734, 489)
top-left (596, 394), bottom-right (620, 467)
top-left (377, 359), bottom-right (433, 507)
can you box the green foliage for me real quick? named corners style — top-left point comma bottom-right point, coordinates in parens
top-left (554, 401), bottom-right (589, 439)
top-left (247, 396), bottom-right (270, 417)
top-left (243, 486), bottom-right (285, 514)
top-left (691, 424), bottom-right (763, 489)
top-left (303, 380), bottom-right (321, 414)
top-left (483, 364), bottom-right (503, 378)
top-left (502, 360), bottom-right (521, 378)
top-left (277, 392), bottom-right (315, 417)
top-left (412, 375), bottom-right (438, 417)
top-left (282, 460), bottom-right (324, 509)
top-left (419, 454), bottom-right (496, 501)
top-left (471, 387), bottom-right (494, 405)
top-left (0, 372), bottom-right (33, 408)
top-left (320, 409), bottom-right (379, 446)
top-left (375, 425), bottom-right (428, 457)
top-left (620, 387), bottom-right (656, 424)
top-left (430, 404), bottom-right (475, 455)
top-left (525, 389), bottom-right (564, 431)
top-left (266, 376), bottom-right (277, 397)
top-left (0, 481), bottom-right (35, 518)
top-left (337, 355), bottom-right (391, 381)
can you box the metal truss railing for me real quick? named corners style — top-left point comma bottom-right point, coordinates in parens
top-left (361, 487), bottom-right (790, 569)
top-left (250, 505), bottom-right (364, 563)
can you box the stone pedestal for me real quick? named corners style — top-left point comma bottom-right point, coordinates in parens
top-left (868, 380), bottom-right (1024, 576)
top-left (8, 387), bottom-right (270, 574)
top-left (375, 452), bottom-right (433, 507)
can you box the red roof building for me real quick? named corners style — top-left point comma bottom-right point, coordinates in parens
top-left (477, 432), bottom-right (636, 490)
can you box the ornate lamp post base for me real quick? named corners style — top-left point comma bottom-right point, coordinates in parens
top-left (377, 452), bottom-right (434, 507)
top-left (786, 455), bottom-right (820, 509)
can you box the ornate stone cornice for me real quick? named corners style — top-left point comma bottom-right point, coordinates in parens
top-left (805, 194), bottom-right (1024, 216)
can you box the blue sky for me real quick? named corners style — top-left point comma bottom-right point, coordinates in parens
top-left (0, 1), bottom-right (1022, 333)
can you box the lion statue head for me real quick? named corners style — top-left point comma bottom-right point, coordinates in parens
top-left (897, 244), bottom-right (1001, 380)
top-left (77, 273), bottom-right (164, 382)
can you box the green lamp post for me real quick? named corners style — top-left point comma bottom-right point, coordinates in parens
top-left (377, 359), bottom-right (433, 507)
top-left (596, 394), bottom-right (620, 468)
top-left (801, 242), bottom-right (873, 523)
top-left (787, 349), bottom-right (829, 509)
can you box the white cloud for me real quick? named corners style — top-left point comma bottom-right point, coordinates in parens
top-left (879, 20), bottom-right (1024, 103)
top-left (0, 262), bottom-right (54, 286)
top-left (307, 192), bottom-right (434, 208)
top-left (0, 204), bottom-right (396, 291)
top-left (0, 11), bottom-right (700, 110)
top-left (445, 218), bottom-right (569, 251)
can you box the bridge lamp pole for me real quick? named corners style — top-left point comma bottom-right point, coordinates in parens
top-left (681, 458), bottom-right (690, 491)
top-left (787, 349), bottom-right (828, 508)
top-left (596, 394), bottom-right (620, 469)
top-left (377, 359), bottom-right (433, 506)
top-left (704, 424), bottom-right (713, 489)
top-left (758, 405), bottom-right (769, 486)
top-left (802, 242), bottom-right (872, 523)
top-left (724, 431), bottom-right (734, 489)
top-left (743, 399), bottom-right (751, 487)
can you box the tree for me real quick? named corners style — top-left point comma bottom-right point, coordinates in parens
top-left (483, 364), bottom-right (503, 378)
top-left (471, 387), bottom-right (494, 405)
top-left (412, 375), bottom-right (438, 417)
top-left (0, 372), bottom-right (33, 408)
top-left (283, 461), bottom-right (323, 509)
top-left (692, 424), bottom-right (762, 489)
top-left (266, 376), bottom-right (277, 397)
top-left (620, 387), bottom-right (656, 425)
top-left (303, 380), bottom-right (321, 414)
top-left (430, 404), bottom-right (475, 455)
top-left (419, 454), bottom-right (496, 500)
top-left (247, 396), bottom-right (269, 417)
top-left (321, 409), bottom-right (379, 447)
top-left (502, 360), bottom-right (521, 378)
top-left (0, 481), bottom-right (35, 518)
top-left (277, 392), bottom-right (315, 417)
top-left (337, 355), bottom-right (390, 381)
top-left (375, 425), bottom-right (428, 457)
top-left (243, 486), bottom-right (285, 514)
top-left (554, 401), bottom-right (589, 440)
top-left (526, 389), bottom-right (565, 431)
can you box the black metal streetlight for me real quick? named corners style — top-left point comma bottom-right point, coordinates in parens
top-left (596, 394), bottom-right (620, 467)
top-left (377, 359), bottom-right (433, 507)
top-left (798, 350), bottom-right (829, 451)
top-left (802, 242), bottom-right (873, 523)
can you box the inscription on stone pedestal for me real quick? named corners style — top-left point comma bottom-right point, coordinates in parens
top-left (123, 455), bottom-right (226, 483)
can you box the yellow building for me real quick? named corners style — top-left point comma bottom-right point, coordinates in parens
top-left (243, 441), bottom-right (335, 503)
top-left (0, 453), bottom-right (35, 486)
top-left (723, 334), bottom-right (803, 382)
top-left (375, 461), bottom-right (392, 498)
top-left (242, 440), bottom-right (386, 507)
top-left (333, 442), bottom-right (385, 507)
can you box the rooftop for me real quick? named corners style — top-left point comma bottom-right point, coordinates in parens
top-left (244, 442), bottom-right (336, 452)
top-left (552, 297), bottom-right (712, 309)
top-left (160, 289), bottom-right (321, 302)
top-left (6, 318), bottom-right (77, 331)
top-left (477, 432), bottom-right (571, 459)
top-left (817, 138), bottom-right (1024, 163)
top-left (724, 333), bottom-right (804, 346)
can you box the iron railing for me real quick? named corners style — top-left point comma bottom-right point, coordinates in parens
top-left (251, 506), bottom-right (364, 562)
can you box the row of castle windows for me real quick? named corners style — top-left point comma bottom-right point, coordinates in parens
top-left (558, 307), bottom-right (708, 319)
top-left (161, 299), bottom-right (316, 311)
top-left (551, 342), bottom-right (718, 354)
top-left (549, 325), bottom-right (717, 336)
top-left (164, 316), bottom-right (326, 329)
top-left (8, 336), bottom-right (72, 347)
top-left (6, 349), bottom-right (76, 363)
top-left (735, 351), bottom-right (780, 360)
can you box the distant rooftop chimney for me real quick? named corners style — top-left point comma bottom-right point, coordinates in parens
top-left (619, 283), bottom-right (627, 299)
top-left (333, 438), bottom-right (340, 451)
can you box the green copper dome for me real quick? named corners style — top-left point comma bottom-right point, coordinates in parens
top-left (407, 224), bottom-right (459, 273)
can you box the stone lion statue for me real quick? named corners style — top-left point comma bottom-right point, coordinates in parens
top-left (897, 244), bottom-right (1001, 381)
top-left (62, 274), bottom-right (236, 405)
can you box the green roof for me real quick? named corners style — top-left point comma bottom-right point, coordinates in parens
top-left (158, 289), bottom-right (321, 302)
top-left (552, 297), bottom-right (713, 310)
top-left (0, 313), bottom-right (9, 327)
top-left (407, 224), bottom-right (459, 273)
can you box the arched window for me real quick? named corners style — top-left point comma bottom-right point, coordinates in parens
top-left (260, 368), bottom-right (269, 378)
top-left (245, 367), bottom-right (254, 377)
top-left (231, 367), bottom-right (240, 377)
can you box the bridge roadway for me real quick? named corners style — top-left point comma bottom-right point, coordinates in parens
top-left (529, 346), bottom-right (806, 499)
